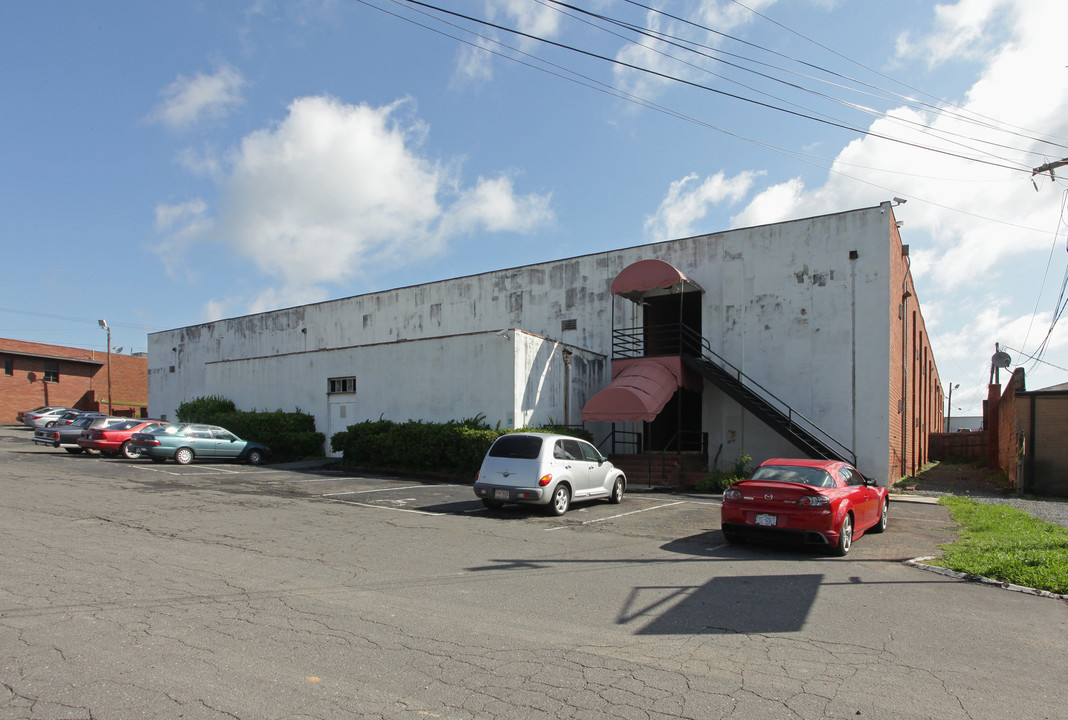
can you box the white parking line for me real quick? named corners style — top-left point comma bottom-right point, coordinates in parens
top-left (321, 485), bottom-right (426, 497)
top-left (130, 464), bottom-right (266, 477)
top-left (581, 500), bottom-right (685, 524)
top-left (328, 498), bottom-right (445, 516)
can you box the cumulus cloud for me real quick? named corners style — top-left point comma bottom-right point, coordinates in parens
top-left (896, 0), bottom-right (1009, 68)
top-left (613, 0), bottom-right (780, 101)
top-left (644, 171), bottom-right (758, 241)
top-left (650, 0), bottom-right (1068, 409)
top-left (161, 95), bottom-right (553, 313)
top-left (149, 63), bottom-right (246, 130)
top-left (153, 199), bottom-right (213, 278)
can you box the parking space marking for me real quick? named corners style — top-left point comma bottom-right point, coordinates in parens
top-left (321, 485), bottom-right (427, 497)
top-left (328, 498), bottom-right (445, 516)
top-left (130, 464), bottom-right (270, 477)
top-left (580, 500), bottom-right (686, 525)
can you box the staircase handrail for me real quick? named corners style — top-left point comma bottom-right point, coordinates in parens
top-left (612, 324), bottom-right (855, 464)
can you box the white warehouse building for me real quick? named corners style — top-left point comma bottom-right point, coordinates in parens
top-left (148, 202), bottom-right (944, 486)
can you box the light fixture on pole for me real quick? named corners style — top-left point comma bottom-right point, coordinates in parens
top-left (98, 319), bottom-right (112, 414)
top-left (946, 383), bottom-right (959, 429)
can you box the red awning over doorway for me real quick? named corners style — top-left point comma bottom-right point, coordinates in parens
top-left (610, 259), bottom-right (703, 301)
top-left (582, 358), bottom-right (688, 423)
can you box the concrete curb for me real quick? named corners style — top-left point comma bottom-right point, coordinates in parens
top-left (888, 493), bottom-right (940, 504)
top-left (906, 556), bottom-right (1068, 603)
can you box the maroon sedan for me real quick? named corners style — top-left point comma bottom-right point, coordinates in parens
top-left (720, 458), bottom-right (888, 556)
top-left (77, 419), bottom-right (166, 459)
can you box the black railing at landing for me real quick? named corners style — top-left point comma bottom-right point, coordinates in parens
top-left (612, 323), bottom-right (856, 466)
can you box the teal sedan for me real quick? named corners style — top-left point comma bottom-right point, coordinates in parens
top-left (129, 423), bottom-right (269, 465)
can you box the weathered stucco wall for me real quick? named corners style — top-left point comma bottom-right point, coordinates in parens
top-left (149, 203), bottom-right (936, 482)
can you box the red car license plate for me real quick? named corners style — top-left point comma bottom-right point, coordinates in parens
top-left (755, 513), bottom-right (777, 527)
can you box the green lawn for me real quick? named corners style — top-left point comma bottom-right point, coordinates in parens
top-left (929, 497), bottom-right (1068, 596)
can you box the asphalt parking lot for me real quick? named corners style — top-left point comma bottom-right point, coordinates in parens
top-left (60, 450), bottom-right (951, 564)
top-left (2, 425), bottom-right (1066, 720)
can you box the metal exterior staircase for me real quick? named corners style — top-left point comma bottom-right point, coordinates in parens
top-left (614, 324), bottom-right (856, 465)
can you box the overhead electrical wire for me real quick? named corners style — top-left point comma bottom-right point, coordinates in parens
top-left (356, 0), bottom-right (1061, 237)
top-left (550, 0), bottom-right (1059, 167)
top-left (386, 0), bottom-right (1046, 175)
top-left (718, 0), bottom-right (1068, 151)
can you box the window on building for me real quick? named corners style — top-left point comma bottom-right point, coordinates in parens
top-left (3, 357), bottom-right (11, 375)
top-left (43, 361), bottom-right (59, 383)
top-left (328, 376), bottom-right (356, 394)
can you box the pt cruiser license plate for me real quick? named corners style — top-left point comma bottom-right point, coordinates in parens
top-left (494, 489), bottom-right (509, 500)
top-left (755, 513), bottom-right (777, 527)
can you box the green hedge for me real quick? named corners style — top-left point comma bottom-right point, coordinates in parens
top-left (176, 397), bottom-right (326, 463)
top-left (330, 418), bottom-right (593, 480)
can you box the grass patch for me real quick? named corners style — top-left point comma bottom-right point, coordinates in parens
top-left (930, 496), bottom-right (1068, 595)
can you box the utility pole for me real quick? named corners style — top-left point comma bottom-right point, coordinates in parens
top-left (1032, 157), bottom-right (1068, 187)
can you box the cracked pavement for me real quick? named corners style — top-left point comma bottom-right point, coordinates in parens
top-left (1, 427), bottom-right (1066, 719)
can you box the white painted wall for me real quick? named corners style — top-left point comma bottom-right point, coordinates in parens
top-left (149, 204), bottom-right (906, 482)
top-left (197, 329), bottom-right (606, 454)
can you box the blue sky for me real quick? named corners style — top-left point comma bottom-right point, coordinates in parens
top-left (3, 0), bottom-right (1067, 416)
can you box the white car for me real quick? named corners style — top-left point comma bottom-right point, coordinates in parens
top-left (473, 433), bottom-right (626, 515)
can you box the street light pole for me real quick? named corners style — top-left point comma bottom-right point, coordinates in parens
top-left (946, 382), bottom-right (959, 430)
top-left (98, 319), bottom-right (112, 414)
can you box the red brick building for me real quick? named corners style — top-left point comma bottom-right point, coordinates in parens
top-left (1, 338), bottom-right (148, 422)
top-left (888, 226), bottom-right (945, 480)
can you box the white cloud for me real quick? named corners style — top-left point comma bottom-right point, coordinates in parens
top-left (166, 95), bottom-right (552, 314)
top-left (644, 171), bottom-right (758, 241)
top-left (896, 0), bottom-right (1008, 68)
top-left (153, 199), bottom-right (213, 278)
top-left (613, 0), bottom-right (780, 101)
top-left (652, 0), bottom-right (1068, 412)
top-left (149, 63), bottom-right (247, 130)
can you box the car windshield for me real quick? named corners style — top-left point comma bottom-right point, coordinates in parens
top-left (113, 420), bottom-right (141, 431)
top-left (152, 424), bottom-right (187, 435)
top-left (750, 465), bottom-right (834, 488)
top-left (489, 435), bottom-right (543, 459)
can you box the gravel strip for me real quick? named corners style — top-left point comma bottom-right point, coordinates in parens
top-left (971, 495), bottom-right (1068, 529)
top-left (894, 490), bottom-right (1068, 529)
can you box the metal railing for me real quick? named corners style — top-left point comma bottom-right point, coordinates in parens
top-left (612, 323), bottom-right (856, 465)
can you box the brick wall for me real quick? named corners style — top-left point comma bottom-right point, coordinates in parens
top-left (0, 338), bottom-right (147, 422)
top-left (887, 214), bottom-right (945, 482)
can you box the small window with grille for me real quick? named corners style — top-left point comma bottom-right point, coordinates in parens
top-left (328, 376), bottom-right (357, 394)
top-left (43, 361), bottom-right (59, 382)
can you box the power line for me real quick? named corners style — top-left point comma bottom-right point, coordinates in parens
top-left (576, 0), bottom-right (1063, 163)
top-left (387, 0), bottom-right (1040, 174)
top-left (359, 0), bottom-right (1062, 237)
top-left (0, 307), bottom-right (162, 332)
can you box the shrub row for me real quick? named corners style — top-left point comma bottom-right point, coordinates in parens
top-left (330, 418), bottom-right (594, 479)
top-left (176, 396), bottom-right (326, 463)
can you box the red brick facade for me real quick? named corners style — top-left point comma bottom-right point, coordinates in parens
top-left (990, 368), bottom-right (1068, 496)
top-left (0, 337), bottom-right (148, 422)
top-left (887, 217), bottom-right (945, 481)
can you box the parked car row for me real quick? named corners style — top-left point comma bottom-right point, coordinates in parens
top-left (19, 407), bottom-right (270, 465)
top-left (23, 413), bottom-right (886, 555)
top-left (472, 434), bottom-right (887, 556)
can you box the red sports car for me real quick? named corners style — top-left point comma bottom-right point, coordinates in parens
top-left (77, 419), bottom-right (166, 459)
top-left (720, 458), bottom-right (888, 556)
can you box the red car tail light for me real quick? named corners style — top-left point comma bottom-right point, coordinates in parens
top-left (799, 495), bottom-right (830, 507)
top-left (538, 474), bottom-right (553, 487)
top-left (724, 488), bottom-right (742, 501)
